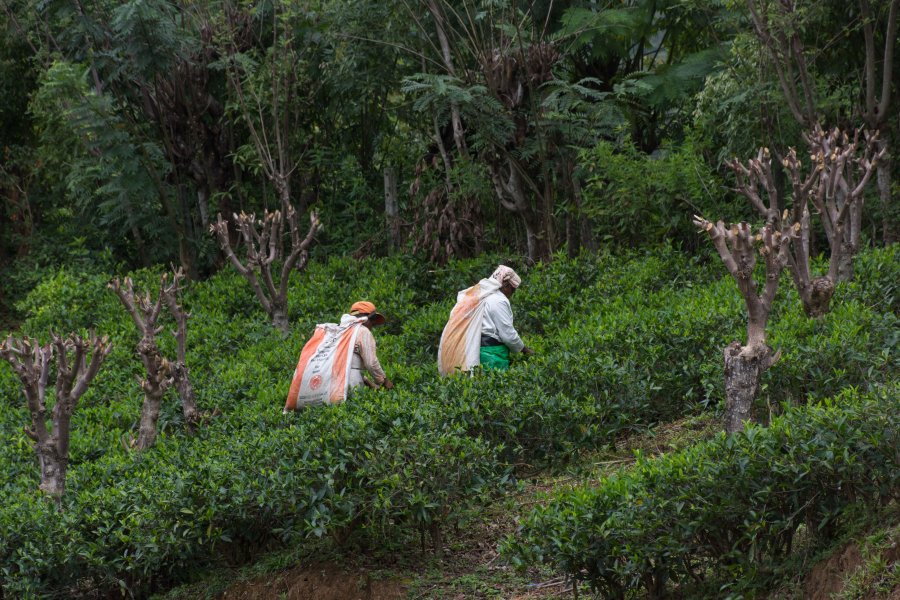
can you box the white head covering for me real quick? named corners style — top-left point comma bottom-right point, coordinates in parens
top-left (491, 265), bottom-right (521, 289)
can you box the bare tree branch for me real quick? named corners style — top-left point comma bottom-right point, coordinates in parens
top-left (210, 210), bottom-right (320, 332)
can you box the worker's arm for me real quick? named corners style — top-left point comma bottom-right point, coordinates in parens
top-left (493, 297), bottom-right (526, 353)
top-left (356, 327), bottom-right (392, 388)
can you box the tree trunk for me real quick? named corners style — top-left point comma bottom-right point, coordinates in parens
top-left (566, 213), bottom-right (580, 258)
top-left (426, 0), bottom-right (469, 160)
top-left (541, 174), bottom-right (555, 257)
top-left (562, 158), bottom-right (579, 258)
top-left (172, 364), bottom-right (200, 426)
top-left (836, 238), bottom-right (855, 282)
top-left (723, 341), bottom-right (775, 434)
top-left (836, 176), bottom-right (867, 283)
top-left (876, 139), bottom-right (894, 244)
top-left (797, 277), bottom-right (835, 318)
top-left (472, 196), bottom-right (484, 254)
top-left (131, 323), bottom-right (171, 451)
top-left (384, 167), bottom-right (400, 252)
top-left (581, 221), bottom-right (597, 253)
top-left (488, 158), bottom-right (551, 262)
top-left (643, 563), bottom-right (668, 600)
top-left (572, 175), bottom-right (596, 253)
top-left (522, 210), bottom-right (552, 263)
top-left (176, 185), bottom-right (201, 281)
top-left (177, 235), bottom-right (197, 282)
top-left (130, 225), bottom-right (150, 268)
top-left (163, 277), bottom-right (199, 427)
top-left (132, 337), bottom-right (171, 452)
top-left (135, 388), bottom-right (165, 451)
top-left (37, 443), bottom-right (67, 499)
top-left (197, 188), bottom-right (210, 229)
top-left (272, 302), bottom-right (289, 334)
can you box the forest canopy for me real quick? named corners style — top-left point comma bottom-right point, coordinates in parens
top-left (2, 0), bottom-right (897, 306)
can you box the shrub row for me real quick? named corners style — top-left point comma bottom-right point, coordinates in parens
top-left (504, 385), bottom-right (900, 599)
top-left (0, 392), bottom-right (503, 596)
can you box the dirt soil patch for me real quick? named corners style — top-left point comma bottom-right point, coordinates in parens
top-left (802, 538), bottom-right (900, 600)
top-left (217, 562), bottom-right (406, 600)
top-left (803, 541), bottom-right (864, 600)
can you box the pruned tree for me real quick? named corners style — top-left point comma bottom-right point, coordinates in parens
top-left (802, 128), bottom-right (885, 282)
top-left (111, 270), bottom-right (203, 448)
top-left (210, 209), bottom-right (319, 333)
top-left (747, 0), bottom-right (899, 242)
top-left (110, 274), bottom-right (174, 451)
top-left (160, 269), bottom-right (200, 427)
top-left (0, 333), bottom-right (112, 499)
top-left (730, 126), bottom-right (885, 316)
top-left (209, 2), bottom-right (321, 325)
top-left (693, 217), bottom-right (796, 433)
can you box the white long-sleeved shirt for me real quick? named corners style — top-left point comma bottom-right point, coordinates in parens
top-left (339, 315), bottom-right (387, 387)
top-left (481, 292), bottom-right (525, 353)
top-left (350, 325), bottom-right (386, 386)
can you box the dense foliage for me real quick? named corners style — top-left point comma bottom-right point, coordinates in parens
top-left (1, 245), bottom-right (896, 597)
top-left (2, 0), bottom-right (898, 319)
top-left (505, 384), bottom-right (899, 598)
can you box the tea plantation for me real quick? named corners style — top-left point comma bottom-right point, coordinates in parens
top-left (1, 245), bottom-right (897, 598)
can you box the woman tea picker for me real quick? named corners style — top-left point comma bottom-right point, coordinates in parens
top-left (284, 301), bottom-right (393, 411)
top-left (438, 265), bottom-right (534, 375)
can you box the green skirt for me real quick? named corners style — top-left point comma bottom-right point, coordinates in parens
top-left (479, 345), bottom-right (510, 371)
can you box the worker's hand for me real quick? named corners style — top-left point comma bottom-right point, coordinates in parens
top-left (522, 346), bottom-right (535, 356)
top-left (381, 378), bottom-right (395, 390)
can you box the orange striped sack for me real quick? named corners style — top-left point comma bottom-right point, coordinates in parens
top-left (437, 277), bottom-right (502, 376)
top-left (284, 317), bottom-right (366, 411)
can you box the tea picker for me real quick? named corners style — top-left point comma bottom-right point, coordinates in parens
top-left (438, 265), bottom-right (535, 375)
top-left (284, 301), bottom-right (393, 411)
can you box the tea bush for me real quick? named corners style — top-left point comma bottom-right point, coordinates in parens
top-left (0, 245), bottom-right (896, 597)
top-left (579, 140), bottom-right (740, 251)
top-left (0, 393), bottom-right (504, 596)
top-left (843, 242), bottom-right (899, 314)
top-left (504, 384), bottom-right (900, 598)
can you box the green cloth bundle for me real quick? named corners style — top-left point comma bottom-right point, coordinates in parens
top-left (479, 345), bottom-right (510, 370)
